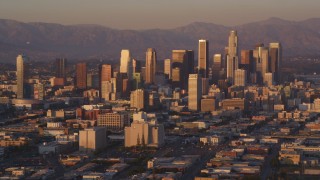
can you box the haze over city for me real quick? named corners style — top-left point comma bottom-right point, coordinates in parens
top-left (1, 0), bottom-right (320, 29)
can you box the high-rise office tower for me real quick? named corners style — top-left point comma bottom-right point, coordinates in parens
top-left (141, 67), bottom-right (146, 81)
top-left (16, 55), bottom-right (29, 99)
top-left (240, 50), bottom-right (253, 65)
top-left (120, 49), bottom-right (130, 73)
top-left (198, 39), bottom-right (209, 78)
top-left (202, 78), bottom-right (209, 95)
top-left (76, 63), bottom-right (87, 89)
top-left (188, 74), bottom-right (202, 111)
top-left (171, 67), bottom-right (180, 86)
top-left (111, 77), bottom-right (118, 94)
top-left (172, 50), bottom-right (186, 89)
top-left (145, 48), bottom-right (157, 84)
top-left (269, 42), bottom-right (281, 84)
top-left (55, 58), bottom-right (67, 79)
top-left (132, 59), bottom-right (141, 73)
top-left (226, 30), bottom-right (239, 83)
top-left (122, 77), bottom-right (130, 98)
top-left (87, 73), bottom-right (93, 88)
top-left (101, 81), bottom-right (113, 101)
top-left (234, 69), bottom-right (247, 86)
top-left (99, 64), bottom-right (112, 97)
top-left (132, 73), bottom-right (142, 90)
top-left (223, 47), bottom-right (229, 69)
top-left (130, 89), bottom-right (146, 110)
top-left (240, 50), bottom-right (253, 82)
top-left (187, 50), bottom-right (195, 74)
top-left (91, 74), bottom-right (100, 89)
top-left (100, 64), bottom-right (112, 82)
top-left (171, 50), bottom-right (194, 90)
top-left (120, 49), bottom-right (132, 79)
top-left (253, 44), bottom-right (269, 84)
top-left (264, 72), bottom-right (273, 86)
top-left (212, 54), bottom-right (222, 84)
top-left (164, 59), bottom-right (172, 79)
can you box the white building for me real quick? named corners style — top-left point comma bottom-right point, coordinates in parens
top-left (124, 112), bottom-right (164, 148)
top-left (119, 49), bottom-right (132, 79)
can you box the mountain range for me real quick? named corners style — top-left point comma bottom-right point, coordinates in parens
top-left (0, 17), bottom-right (320, 63)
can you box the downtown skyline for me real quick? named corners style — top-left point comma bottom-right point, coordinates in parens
top-left (1, 17), bottom-right (320, 63)
top-left (1, 1), bottom-right (320, 179)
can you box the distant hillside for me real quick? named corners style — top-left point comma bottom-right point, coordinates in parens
top-left (0, 17), bottom-right (320, 63)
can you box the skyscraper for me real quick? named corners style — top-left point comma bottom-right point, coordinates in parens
top-left (188, 74), bottom-right (202, 111)
top-left (240, 50), bottom-right (253, 65)
top-left (202, 78), bottom-right (209, 95)
top-left (198, 39), bottom-right (209, 78)
top-left (120, 49), bottom-right (132, 79)
top-left (132, 73), bottom-right (142, 90)
top-left (87, 73), bottom-right (93, 88)
top-left (253, 44), bottom-right (269, 84)
top-left (141, 67), bottom-right (146, 81)
top-left (101, 81), bottom-right (113, 100)
top-left (100, 64), bottom-right (112, 82)
top-left (171, 67), bottom-right (180, 86)
top-left (76, 63), bottom-right (87, 89)
top-left (132, 59), bottom-right (141, 73)
top-left (171, 50), bottom-right (194, 90)
top-left (234, 69), bottom-right (247, 86)
top-left (120, 49), bottom-right (130, 73)
top-left (269, 42), bottom-right (281, 84)
top-left (187, 50), bottom-right (195, 74)
top-left (212, 54), bottom-right (222, 84)
top-left (55, 58), bottom-right (67, 79)
top-left (145, 48), bottom-right (157, 84)
top-left (16, 55), bottom-right (28, 99)
top-left (130, 89), bottom-right (146, 110)
top-left (164, 59), bottom-right (172, 79)
top-left (240, 50), bottom-right (253, 83)
top-left (226, 30), bottom-right (239, 83)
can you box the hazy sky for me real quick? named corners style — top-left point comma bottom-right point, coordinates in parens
top-left (0, 0), bottom-right (319, 29)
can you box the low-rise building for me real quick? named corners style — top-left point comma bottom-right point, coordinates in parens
top-left (97, 112), bottom-right (130, 130)
top-left (200, 135), bottom-right (224, 145)
top-left (0, 134), bottom-right (29, 147)
top-left (221, 98), bottom-right (248, 111)
top-left (79, 127), bottom-right (107, 152)
top-left (279, 150), bottom-right (301, 165)
top-left (38, 141), bottom-right (76, 155)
